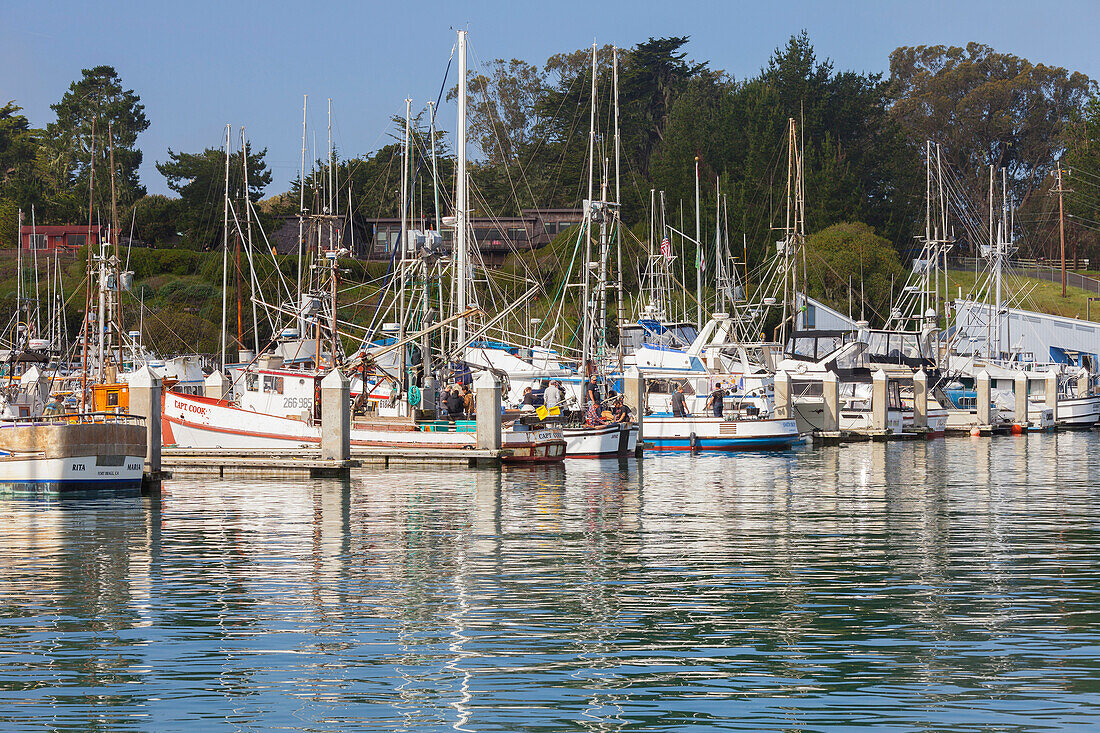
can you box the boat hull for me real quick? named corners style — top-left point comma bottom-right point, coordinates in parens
top-left (563, 423), bottom-right (638, 458)
top-left (642, 417), bottom-right (799, 451)
top-left (0, 453), bottom-right (144, 493)
top-left (0, 420), bottom-right (146, 493)
top-left (164, 391), bottom-right (565, 463)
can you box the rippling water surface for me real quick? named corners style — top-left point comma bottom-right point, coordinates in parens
top-left (2, 433), bottom-right (1100, 731)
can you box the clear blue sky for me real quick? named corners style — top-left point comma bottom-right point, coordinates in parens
top-left (4, 0), bottom-right (1098, 196)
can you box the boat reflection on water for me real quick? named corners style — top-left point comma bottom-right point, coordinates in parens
top-left (1, 433), bottom-right (1099, 730)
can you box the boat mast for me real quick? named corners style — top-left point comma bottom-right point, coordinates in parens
top-left (613, 46), bottom-right (624, 374)
top-left (399, 97), bottom-right (411, 397)
top-left (580, 42), bottom-right (597, 417)
top-left (242, 128), bottom-right (260, 354)
top-left (298, 95), bottom-right (307, 305)
top-left (220, 124), bottom-right (231, 371)
top-left (695, 156), bottom-right (701, 330)
top-left (456, 30), bottom-right (469, 347)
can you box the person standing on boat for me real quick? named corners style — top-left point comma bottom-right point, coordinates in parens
top-left (585, 378), bottom-right (602, 425)
top-left (521, 386), bottom-right (537, 409)
top-left (544, 381), bottom-right (562, 410)
top-left (463, 386), bottom-right (475, 417)
top-left (671, 384), bottom-right (688, 417)
top-left (43, 393), bottom-right (65, 417)
top-left (705, 381), bottom-right (726, 418)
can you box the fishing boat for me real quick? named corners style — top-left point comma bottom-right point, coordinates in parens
top-left (165, 31), bottom-right (565, 463)
top-left (0, 352), bottom-right (145, 493)
top-left (643, 414), bottom-right (799, 452)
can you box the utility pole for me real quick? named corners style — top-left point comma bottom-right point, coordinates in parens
top-left (1054, 162), bottom-right (1068, 298)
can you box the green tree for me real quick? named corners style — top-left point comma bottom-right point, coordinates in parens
top-left (804, 221), bottom-right (904, 325)
top-left (463, 59), bottom-right (546, 165)
top-left (651, 33), bottom-right (920, 267)
top-left (122, 194), bottom-right (181, 246)
top-left (1059, 95), bottom-right (1100, 261)
top-left (0, 101), bottom-right (41, 248)
top-left (619, 36), bottom-right (704, 179)
top-left (156, 143), bottom-right (272, 250)
top-left (888, 43), bottom-right (1094, 207)
top-left (44, 65), bottom-right (150, 219)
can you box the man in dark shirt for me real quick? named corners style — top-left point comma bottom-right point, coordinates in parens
top-left (611, 397), bottom-right (631, 425)
top-left (671, 384), bottom-right (688, 417)
top-left (705, 381), bottom-right (726, 418)
top-left (446, 386), bottom-right (465, 419)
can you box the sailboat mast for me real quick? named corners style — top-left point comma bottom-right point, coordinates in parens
top-left (220, 124), bottom-right (231, 371)
top-left (108, 123), bottom-right (123, 372)
top-left (456, 29), bottom-right (469, 347)
top-left (399, 97), bottom-right (411, 391)
top-left (297, 95), bottom-right (307, 306)
top-left (695, 156), bottom-right (701, 330)
top-left (613, 46), bottom-right (624, 373)
top-left (242, 128), bottom-right (259, 354)
top-left (580, 42), bottom-right (597, 415)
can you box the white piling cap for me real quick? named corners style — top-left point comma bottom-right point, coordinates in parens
top-left (129, 365), bottom-right (162, 387)
top-left (321, 368), bottom-right (349, 389)
top-left (474, 371), bottom-right (498, 389)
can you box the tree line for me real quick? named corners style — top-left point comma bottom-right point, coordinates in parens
top-left (2, 34), bottom-right (1099, 278)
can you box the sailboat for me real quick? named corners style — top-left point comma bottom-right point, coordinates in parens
top-left (163, 31), bottom-right (566, 462)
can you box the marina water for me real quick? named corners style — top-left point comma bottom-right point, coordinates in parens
top-left (2, 433), bottom-right (1099, 730)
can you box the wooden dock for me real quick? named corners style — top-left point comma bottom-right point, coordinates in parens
top-left (160, 446), bottom-right (506, 477)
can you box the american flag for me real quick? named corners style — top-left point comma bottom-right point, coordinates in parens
top-left (660, 236), bottom-right (672, 262)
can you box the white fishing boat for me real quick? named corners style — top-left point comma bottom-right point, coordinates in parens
top-left (164, 362), bottom-right (566, 462)
top-left (0, 414), bottom-right (146, 493)
top-left (562, 421), bottom-right (637, 458)
top-left (0, 356), bottom-right (145, 493)
top-left (643, 415), bottom-right (799, 452)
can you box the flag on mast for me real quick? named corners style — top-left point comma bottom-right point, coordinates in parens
top-left (660, 236), bottom-right (672, 262)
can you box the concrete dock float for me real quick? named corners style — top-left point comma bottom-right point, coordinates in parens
top-left (161, 446), bottom-right (507, 477)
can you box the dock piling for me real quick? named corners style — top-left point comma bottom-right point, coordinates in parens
top-left (129, 365), bottom-right (162, 479)
top-left (1014, 371), bottom-right (1029, 428)
top-left (321, 369), bottom-right (350, 461)
top-left (475, 372), bottom-right (502, 451)
top-left (913, 368), bottom-right (928, 430)
top-left (1045, 368), bottom-right (1059, 423)
top-left (774, 370), bottom-right (790, 420)
top-left (872, 369), bottom-right (888, 432)
top-left (976, 370), bottom-right (992, 427)
top-left (624, 367), bottom-right (644, 455)
top-left (822, 370), bottom-right (839, 432)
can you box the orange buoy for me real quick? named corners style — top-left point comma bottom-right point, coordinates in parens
top-left (970, 427), bottom-right (982, 437)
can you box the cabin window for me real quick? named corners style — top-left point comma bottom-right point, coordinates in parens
top-left (245, 373), bottom-right (258, 392)
top-left (107, 391), bottom-right (119, 406)
top-left (263, 375), bottom-right (284, 394)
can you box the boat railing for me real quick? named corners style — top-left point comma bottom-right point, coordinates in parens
top-left (0, 412), bottom-right (147, 427)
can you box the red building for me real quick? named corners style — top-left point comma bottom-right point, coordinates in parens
top-left (19, 225), bottom-right (102, 254)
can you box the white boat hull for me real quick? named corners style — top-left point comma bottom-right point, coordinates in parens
top-left (164, 391), bottom-right (566, 462)
top-left (563, 423), bottom-right (638, 458)
top-left (0, 453), bottom-right (144, 493)
top-left (642, 417), bottom-right (799, 451)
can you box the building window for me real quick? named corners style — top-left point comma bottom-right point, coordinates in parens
top-left (67, 234), bottom-right (86, 248)
top-left (27, 234), bottom-right (47, 250)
